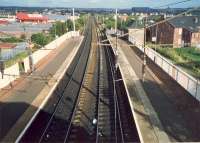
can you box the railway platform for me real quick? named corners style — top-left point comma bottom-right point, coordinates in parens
top-left (0, 36), bottom-right (83, 142)
top-left (108, 35), bottom-right (170, 142)
top-left (108, 35), bottom-right (200, 142)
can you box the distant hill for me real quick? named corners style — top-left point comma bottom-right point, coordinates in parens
top-left (131, 7), bottom-right (187, 14)
top-left (191, 9), bottom-right (200, 16)
top-left (0, 6), bottom-right (193, 15)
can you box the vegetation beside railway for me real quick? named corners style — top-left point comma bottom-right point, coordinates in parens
top-left (149, 45), bottom-right (200, 78)
top-left (3, 15), bottom-right (86, 68)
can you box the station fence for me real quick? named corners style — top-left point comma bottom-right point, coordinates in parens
top-left (129, 35), bottom-right (200, 102)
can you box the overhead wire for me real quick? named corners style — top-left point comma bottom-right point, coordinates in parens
top-left (100, 0), bottom-right (199, 43)
top-left (1, 0), bottom-right (199, 84)
top-left (154, 0), bottom-right (193, 9)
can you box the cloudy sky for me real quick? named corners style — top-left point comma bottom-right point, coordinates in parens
top-left (0, 0), bottom-right (199, 8)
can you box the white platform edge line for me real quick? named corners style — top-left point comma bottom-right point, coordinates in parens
top-left (106, 35), bottom-right (145, 143)
top-left (15, 37), bottom-right (83, 143)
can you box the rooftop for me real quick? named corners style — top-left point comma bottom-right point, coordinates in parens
top-left (168, 15), bottom-right (200, 32)
top-left (0, 43), bottom-right (16, 49)
top-left (16, 12), bottom-right (48, 21)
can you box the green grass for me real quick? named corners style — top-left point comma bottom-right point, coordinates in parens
top-left (154, 47), bottom-right (200, 78)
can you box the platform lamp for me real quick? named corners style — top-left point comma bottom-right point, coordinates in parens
top-left (115, 8), bottom-right (119, 71)
top-left (23, 23), bottom-right (34, 72)
top-left (142, 16), bottom-right (147, 82)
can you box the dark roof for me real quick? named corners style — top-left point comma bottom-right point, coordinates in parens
top-left (0, 43), bottom-right (16, 49)
top-left (168, 15), bottom-right (200, 32)
top-left (129, 20), bottom-right (144, 29)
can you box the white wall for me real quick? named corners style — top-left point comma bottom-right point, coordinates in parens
top-left (0, 63), bottom-right (20, 89)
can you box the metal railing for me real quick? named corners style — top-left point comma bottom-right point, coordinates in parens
top-left (129, 35), bottom-right (200, 102)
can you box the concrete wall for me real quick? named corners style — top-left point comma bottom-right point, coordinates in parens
top-left (128, 29), bottom-right (144, 45)
top-left (0, 63), bottom-right (20, 89)
top-left (191, 32), bottom-right (200, 47)
top-left (0, 31), bottom-right (79, 89)
top-left (129, 35), bottom-right (200, 102)
top-left (32, 31), bottom-right (79, 65)
top-left (23, 57), bottom-right (30, 73)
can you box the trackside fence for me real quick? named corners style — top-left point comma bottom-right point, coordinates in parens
top-left (129, 35), bottom-right (200, 102)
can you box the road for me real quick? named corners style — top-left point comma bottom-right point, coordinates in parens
top-left (116, 37), bottom-right (200, 142)
top-left (0, 36), bottom-right (82, 141)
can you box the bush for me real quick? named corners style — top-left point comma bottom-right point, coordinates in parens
top-left (66, 19), bottom-right (74, 31)
top-left (31, 33), bottom-right (52, 46)
top-left (20, 34), bottom-right (26, 40)
top-left (50, 21), bottom-right (68, 37)
top-left (155, 47), bottom-right (200, 78)
top-left (75, 16), bottom-right (85, 32)
top-left (0, 37), bottom-right (24, 43)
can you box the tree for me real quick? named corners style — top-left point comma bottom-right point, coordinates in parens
top-left (66, 19), bottom-right (73, 31)
top-left (50, 21), bottom-right (67, 37)
top-left (104, 17), bottom-right (115, 29)
top-left (31, 33), bottom-right (49, 46)
top-left (75, 16), bottom-right (85, 31)
top-left (20, 34), bottom-right (26, 40)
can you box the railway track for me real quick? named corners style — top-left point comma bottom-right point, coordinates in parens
top-left (96, 26), bottom-right (117, 142)
top-left (20, 17), bottom-right (93, 142)
top-left (19, 16), bottom-right (140, 143)
top-left (64, 20), bottom-right (99, 142)
top-left (64, 18), bottom-right (121, 142)
top-left (96, 24), bottom-right (140, 143)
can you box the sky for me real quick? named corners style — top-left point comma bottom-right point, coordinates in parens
top-left (0, 0), bottom-right (199, 8)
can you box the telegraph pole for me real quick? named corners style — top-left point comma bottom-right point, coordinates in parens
top-left (155, 23), bottom-right (158, 51)
top-left (115, 8), bottom-right (118, 70)
top-left (73, 8), bottom-right (75, 32)
top-left (23, 24), bottom-right (34, 72)
top-left (142, 16), bottom-right (147, 82)
top-left (114, 8), bottom-right (118, 143)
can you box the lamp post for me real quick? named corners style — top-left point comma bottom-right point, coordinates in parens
top-left (142, 17), bottom-right (147, 82)
top-left (54, 20), bottom-right (57, 39)
top-left (114, 8), bottom-right (118, 143)
top-left (73, 8), bottom-right (75, 32)
top-left (22, 23), bottom-right (34, 72)
top-left (115, 8), bottom-right (118, 70)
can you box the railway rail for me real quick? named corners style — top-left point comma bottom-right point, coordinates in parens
top-left (20, 17), bottom-right (93, 142)
top-left (18, 16), bottom-right (140, 143)
top-left (64, 20), bottom-right (99, 142)
top-left (97, 24), bottom-right (140, 142)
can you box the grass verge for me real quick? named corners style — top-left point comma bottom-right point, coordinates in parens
top-left (153, 46), bottom-right (200, 79)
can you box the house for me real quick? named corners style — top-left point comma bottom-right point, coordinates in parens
top-left (0, 42), bottom-right (27, 60)
top-left (118, 14), bottom-right (129, 22)
top-left (0, 43), bottom-right (16, 59)
top-left (16, 12), bottom-right (48, 23)
top-left (146, 15), bottom-right (200, 47)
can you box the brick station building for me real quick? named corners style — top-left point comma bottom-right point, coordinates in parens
top-left (16, 12), bottom-right (48, 23)
top-left (146, 15), bottom-right (200, 48)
